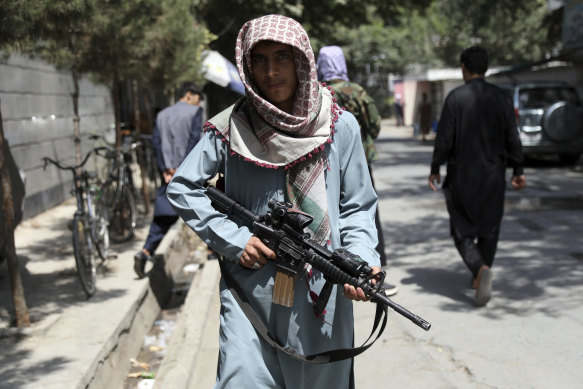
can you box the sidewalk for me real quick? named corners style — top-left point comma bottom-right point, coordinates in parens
top-left (0, 197), bottom-right (202, 388)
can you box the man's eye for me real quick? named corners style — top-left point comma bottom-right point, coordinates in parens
top-left (278, 52), bottom-right (291, 60)
top-left (252, 56), bottom-right (265, 64)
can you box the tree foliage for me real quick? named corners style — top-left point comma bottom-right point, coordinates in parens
top-left (191, 0), bottom-right (432, 62)
top-left (193, 0), bottom-right (563, 76)
top-left (334, 0), bottom-right (563, 74)
top-left (427, 0), bottom-right (561, 67)
top-left (139, 0), bottom-right (215, 92)
top-left (1, 0), bottom-right (212, 96)
top-left (0, 0), bottom-right (39, 50)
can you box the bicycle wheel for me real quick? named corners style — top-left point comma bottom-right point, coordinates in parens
top-left (72, 213), bottom-right (97, 297)
top-left (103, 180), bottom-right (136, 242)
top-left (94, 192), bottom-right (110, 260)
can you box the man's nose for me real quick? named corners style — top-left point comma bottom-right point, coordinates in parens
top-left (266, 59), bottom-right (278, 76)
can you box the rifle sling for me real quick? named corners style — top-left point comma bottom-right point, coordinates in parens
top-left (218, 258), bottom-right (388, 364)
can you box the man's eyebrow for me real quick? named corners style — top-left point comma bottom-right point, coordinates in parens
top-left (252, 48), bottom-right (293, 57)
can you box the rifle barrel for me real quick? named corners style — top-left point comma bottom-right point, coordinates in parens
top-left (373, 292), bottom-right (431, 331)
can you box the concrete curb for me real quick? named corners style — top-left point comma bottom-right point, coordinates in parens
top-left (82, 280), bottom-right (160, 389)
top-left (82, 222), bottom-right (184, 389)
top-left (153, 260), bottom-right (221, 389)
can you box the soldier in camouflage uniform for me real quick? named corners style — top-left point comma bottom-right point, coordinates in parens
top-left (317, 45), bottom-right (398, 296)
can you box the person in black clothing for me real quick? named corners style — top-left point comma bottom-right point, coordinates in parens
top-left (428, 46), bottom-right (526, 306)
top-left (393, 94), bottom-right (404, 126)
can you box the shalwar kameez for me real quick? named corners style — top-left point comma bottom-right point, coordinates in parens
top-left (431, 78), bottom-right (524, 277)
top-left (167, 15), bottom-right (379, 389)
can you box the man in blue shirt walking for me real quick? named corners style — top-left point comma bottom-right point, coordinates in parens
top-left (134, 82), bottom-right (204, 278)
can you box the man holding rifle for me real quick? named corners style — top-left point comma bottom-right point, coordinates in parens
top-left (167, 14), bottom-right (383, 388)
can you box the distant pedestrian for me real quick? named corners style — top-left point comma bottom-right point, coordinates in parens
top-left (417, 92), bottom-right (432, 141)
top-left (317, 45), bottom-right (398, 297)
top-left (428, 46), bottom-right (526, 306)
top-left (394, 94), bottom-right (404, 126)
top-left (134, 82), bottom-right (204, 278)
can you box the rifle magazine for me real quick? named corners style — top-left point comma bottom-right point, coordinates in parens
top-left (272, 269), bottom-right (297, 307)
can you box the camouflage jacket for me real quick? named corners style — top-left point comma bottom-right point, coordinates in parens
top-left (327, 80), bottom-right (381, 163)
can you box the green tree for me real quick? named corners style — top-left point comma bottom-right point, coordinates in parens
top-left (330, 10), bottom-right (441, 76)
top-left (192, 0), bottom-right (432, 62)
top-left (335, 0), bottom-right (562, 75)
top-left (140, 0), bottom-right (213, 94)
top-left (426, 0), bottom-right (560, 67)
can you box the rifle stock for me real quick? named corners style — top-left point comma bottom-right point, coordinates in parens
top-left (206, 186), bottom-right (431, 331)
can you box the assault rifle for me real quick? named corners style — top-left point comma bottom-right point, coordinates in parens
top-left (206, 186), bottom-right (431, 332)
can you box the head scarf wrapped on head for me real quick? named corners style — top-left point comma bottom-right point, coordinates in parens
top-left (205, 14), bottom-right (342, 245)
top-left (316, 45), bottom-right (349, 83)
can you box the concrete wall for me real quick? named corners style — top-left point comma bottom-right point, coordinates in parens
top-left (402, 80), bottom-right (417, 126)
top-left (1, 53), bottom-right (114, 218)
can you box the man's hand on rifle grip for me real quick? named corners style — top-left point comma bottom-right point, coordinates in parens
top-left (343, 266), bottom-right (381, 301)
top-left (240, 235), bottom-right (276, 270)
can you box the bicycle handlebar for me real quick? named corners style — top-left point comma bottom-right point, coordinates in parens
top-left (42, 147), bottom-right (108, 172)
top-left (101, 142), bottom-right (142, 160)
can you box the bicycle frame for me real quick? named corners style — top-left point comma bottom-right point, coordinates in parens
top-left (42, 147), bottom-right (109, 297)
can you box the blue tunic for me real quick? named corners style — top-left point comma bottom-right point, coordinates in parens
top-left (167, 109), bottom-right (380, 389)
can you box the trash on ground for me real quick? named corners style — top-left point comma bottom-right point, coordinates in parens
top-left (127, 371), bottom-right (155, 379)
top-left (137, 379), bottom-right (155, 389)
top-left (183, 263), bottom-right (200, 273)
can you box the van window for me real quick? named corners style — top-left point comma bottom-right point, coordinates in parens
top-left (519, 87), bottom-right (580, 109)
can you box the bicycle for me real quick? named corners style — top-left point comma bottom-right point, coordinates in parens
top-left (42, 147), bottom-right (110, 297)
top-left (100, 141), bottom-right (139, 243)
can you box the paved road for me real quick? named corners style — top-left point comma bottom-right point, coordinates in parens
top-left (185, 122), bottom-right (583, 388)
top-left (353, 122), bottom-right (583, 388)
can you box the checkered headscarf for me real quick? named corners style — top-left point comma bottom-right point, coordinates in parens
top-left (210, 15), bottom-right (341, 244)
top-left (236, 14), bottom-right (323, 137)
